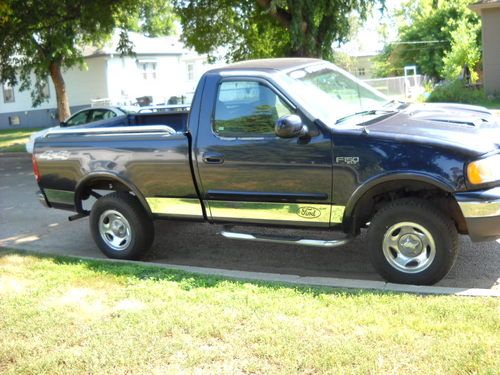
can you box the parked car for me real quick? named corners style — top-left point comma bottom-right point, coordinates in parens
top-left (25, 106), bottom-right (137, 153)
top-left (32, 58), bottom-right (500, 285)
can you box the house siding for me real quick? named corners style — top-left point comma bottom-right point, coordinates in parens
top-left (0, 57), bottom-right (109, 129)
top-left (0, 105), bottom-right (88, 130)
top-left (0, 37), bottom-right (209, 130)
top-left (481, 7), bottom-right (500, 95)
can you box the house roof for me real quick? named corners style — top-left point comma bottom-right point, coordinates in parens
top-left (82, 31), bottom-right (191, 57)
top-left (470, 0), bottom-right (500, 12)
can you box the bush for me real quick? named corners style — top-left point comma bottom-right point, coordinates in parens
top-left (427, 80), bottom-right (488, 104)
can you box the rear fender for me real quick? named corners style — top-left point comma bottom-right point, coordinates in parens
top-left (74, 172), bottom-right (152, 216)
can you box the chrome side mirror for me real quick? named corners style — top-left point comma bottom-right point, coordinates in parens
top-left (275, 114), bottom-right (308, 138)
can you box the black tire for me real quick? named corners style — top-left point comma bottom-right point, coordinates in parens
top-left (367, 198), bottom-right (458, 285)
top-left (89, 192), bottom-right (154, 260)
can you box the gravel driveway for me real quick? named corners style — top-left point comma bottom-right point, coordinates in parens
top-left (1, 155), bottom-right (499, 290)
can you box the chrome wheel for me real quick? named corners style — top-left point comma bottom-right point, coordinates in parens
top-left (98, 209), bottom-right (132, 251)
top-left (382, 222), bottom-right (436, 274)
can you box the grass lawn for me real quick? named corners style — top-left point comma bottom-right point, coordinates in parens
top-left (475, 98), bottom-right (500, 110)
top-left (0, 127), bottom-right (43, 153)
top-left (0, 249), bottom-right (498, 374)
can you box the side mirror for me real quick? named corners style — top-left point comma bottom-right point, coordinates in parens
top-left (59, 121), bottom-right (68, 127)
top-left (275, 114), bottom-right (308, 139)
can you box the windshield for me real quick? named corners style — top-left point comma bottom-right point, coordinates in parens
top-left (282, 63), bottom-right (390, 125)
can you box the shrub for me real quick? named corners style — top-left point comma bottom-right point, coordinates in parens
top-left (427, 80), bottom-right (488, 104)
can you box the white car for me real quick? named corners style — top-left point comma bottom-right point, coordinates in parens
top-left (26, 106), bottom-right (136, 153)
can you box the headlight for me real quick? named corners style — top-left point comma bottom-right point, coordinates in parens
top-left (467, 154), bottom-right (500, 185)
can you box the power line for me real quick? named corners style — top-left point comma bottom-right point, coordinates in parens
top-left (389, 40), bottom-right (447, 45)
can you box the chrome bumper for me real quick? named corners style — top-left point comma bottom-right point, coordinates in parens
top-left (458, 200), bottom-right (500, 218)
top-left (455, 187), bottom-right (500, 242)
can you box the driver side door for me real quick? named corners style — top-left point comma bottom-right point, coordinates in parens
top-left (195, 78), bottom-right (336, 227)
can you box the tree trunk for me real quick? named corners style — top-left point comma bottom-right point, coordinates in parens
top-left (49, 62), bottom-right (71, 122)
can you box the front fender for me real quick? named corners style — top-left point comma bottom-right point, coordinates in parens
top-left (342, 171), bottom-right (456, 232)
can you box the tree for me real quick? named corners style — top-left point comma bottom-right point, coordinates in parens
top-left (174, 0), bottom-right (381, 62)
top-left (374, 0), bottom-right (480, 79)
top-left (442, 19), bottom-right (481, 82)
top-left (331, 51), bottom-right (356, 72)
top-left (0, 0), bottom-right (175, 121)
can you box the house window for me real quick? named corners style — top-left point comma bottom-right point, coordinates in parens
top-left (39, 80), bottom-right (50, 99)
top-left (9, 115), bottom-right (20, 126)
top-left (138, 62), bottom-right (157, 80)
top-left (187, 63), bottom-right (194, 81)
top-left (357, 68), bottom-right (366, 77)
top-left (3, 83), bottom-right (15, 103)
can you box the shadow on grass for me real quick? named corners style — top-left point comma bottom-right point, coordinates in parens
top-left (0, 247), bottom-right (363, 297)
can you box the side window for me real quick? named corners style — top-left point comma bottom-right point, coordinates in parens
top-left (66, 111), bottom-right (89, 126)
top-left (89, 109), bottom-right (116, 122)
top-left (105, 110), bottom-right (117, 119)
top-left (213, 80), bottom-right (293, 138)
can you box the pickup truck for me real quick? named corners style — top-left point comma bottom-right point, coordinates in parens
top-left (32, 58), bottom-right (500, 285)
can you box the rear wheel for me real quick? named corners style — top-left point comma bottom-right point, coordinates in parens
top-left (90, 192), bottom-right (154, 260)
top-left (367, 198), bottom-right (458, 285)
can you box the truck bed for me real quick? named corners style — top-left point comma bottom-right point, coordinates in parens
top-left (34, 122), bottom-right (199, 216)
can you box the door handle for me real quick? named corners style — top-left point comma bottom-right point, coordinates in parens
top-left (202, 152), bottom-right (224, 164)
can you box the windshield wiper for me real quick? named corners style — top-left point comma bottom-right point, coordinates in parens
top-left (335, 109), bottom-right (396, 124)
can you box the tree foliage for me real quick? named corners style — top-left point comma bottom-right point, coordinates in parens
top-left (174, 0), bottom-right (381, 62)
top-left (0, 0), bottom-right (175, 120)
top-left (442, 19), bottom-right (481, 82)
top-left (374, 0), bottom-right (480, 79)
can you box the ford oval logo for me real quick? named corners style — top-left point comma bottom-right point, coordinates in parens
top-left (297, 206), bottom-right (321, 219)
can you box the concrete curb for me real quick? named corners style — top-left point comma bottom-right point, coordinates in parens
top-left (4, 248), bottom-right (498, 297)
top-left (139, 262), bottom-right (500, 297)
top-left (0, 152), bottom-right (31, 158)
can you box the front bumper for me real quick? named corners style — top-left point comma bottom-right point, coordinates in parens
top-left (455, 187), bottom-right (500, 242)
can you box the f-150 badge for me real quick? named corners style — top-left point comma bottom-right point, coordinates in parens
top-left (336, 156), bottom-right (359, 165)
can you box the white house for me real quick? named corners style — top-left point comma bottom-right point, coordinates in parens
top-left (0, 31), bottom-right (210, 129)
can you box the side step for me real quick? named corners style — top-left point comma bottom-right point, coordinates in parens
top-left (219, 230), bottom-right (351, 248)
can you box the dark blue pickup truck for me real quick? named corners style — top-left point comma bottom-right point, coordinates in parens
top-left (32, 58), bottom-right (500, 285)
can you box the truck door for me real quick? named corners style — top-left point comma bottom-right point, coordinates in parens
top-left (194, 77), bottom-right (339, 227)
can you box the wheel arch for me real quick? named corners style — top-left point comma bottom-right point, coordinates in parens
top-left (343, 172), bottom-right (462, 234)
top-left (74, 172), bottom-right (152, 216)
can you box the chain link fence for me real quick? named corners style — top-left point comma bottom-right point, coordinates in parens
top-left (364, 75), bottom-right (426, 100)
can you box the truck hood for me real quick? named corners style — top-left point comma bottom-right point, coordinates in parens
top-left (358, 102), bottom-right (500, 155)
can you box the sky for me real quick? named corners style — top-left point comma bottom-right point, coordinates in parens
top-left (339, 0), bottom-right (405, 56)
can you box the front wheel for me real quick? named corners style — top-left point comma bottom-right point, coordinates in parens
top-left (90, 192), bottom-right (154, 260)
top-left (367, 198), bottom-right (458, 285)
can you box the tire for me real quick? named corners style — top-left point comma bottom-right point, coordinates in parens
top-left (367, 198), bottom-right (458, 285)
top-left (89, 192), bottom-right (154, 260)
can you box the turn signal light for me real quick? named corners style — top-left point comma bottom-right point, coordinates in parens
top-left (467, 154), bottom-right (500, 185)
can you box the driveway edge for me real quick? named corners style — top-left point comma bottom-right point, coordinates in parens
top-left (3, 248), bottom-right (498, 297)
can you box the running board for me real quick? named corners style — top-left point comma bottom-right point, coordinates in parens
top-left (219, 230), bottom-right (351, 248)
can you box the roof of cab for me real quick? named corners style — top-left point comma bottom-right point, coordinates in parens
top-left (206, 58), bottom-right (323, 74)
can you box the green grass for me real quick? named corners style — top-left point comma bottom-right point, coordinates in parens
top-left (0, 127), bottom-right (42, 153)
top-left (0, 249), bottom-right (498, 374)
top-left (475, 98), bottom-right (500, 110)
